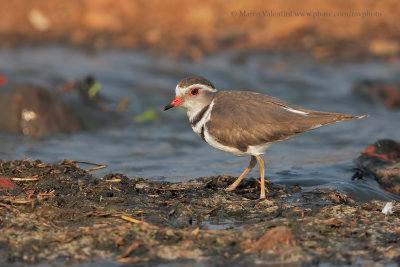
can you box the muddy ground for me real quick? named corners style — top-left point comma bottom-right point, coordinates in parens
top-left (0, 159), bottom-right (399, 265)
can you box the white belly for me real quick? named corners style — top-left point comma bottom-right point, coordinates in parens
top-left (200, 126), bottom-right (272, 157)
top-left (202, 127), bottom-right (247, 156)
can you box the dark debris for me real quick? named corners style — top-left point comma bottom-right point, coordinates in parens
top-left (0, 159), bottom-right (399, 265)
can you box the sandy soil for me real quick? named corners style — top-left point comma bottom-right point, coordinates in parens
top-left (0, 1), bottom-right (399, 60)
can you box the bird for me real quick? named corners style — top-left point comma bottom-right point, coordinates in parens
top-left (164, 76), bottom-right (367, 199)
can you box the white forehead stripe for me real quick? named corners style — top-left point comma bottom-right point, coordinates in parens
top-left (188, 84), bottom-right (217, 92)
top-left (175, 85), bottom-right (182, 96)
top-left (175, 84), bottom-right (217, 96)
top-left (283, 107), bottom-right (308, 115)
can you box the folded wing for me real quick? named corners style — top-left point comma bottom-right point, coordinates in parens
top-left (206, 91), bottom-right (365, 152)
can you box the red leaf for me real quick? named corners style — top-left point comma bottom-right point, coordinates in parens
top-left (0, 177), bottom-right (21, 189)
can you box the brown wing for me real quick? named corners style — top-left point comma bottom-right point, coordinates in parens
top-left (206, 91), bottom-right (365, 152)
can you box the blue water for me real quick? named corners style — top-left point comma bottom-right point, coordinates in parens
top-left (0, 47), bottom-right (399, 202)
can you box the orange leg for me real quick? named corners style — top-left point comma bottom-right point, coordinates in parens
top-left (256, 155), bottom-right (267, 199)
top-left (225, 156), bottom-right (257, 192)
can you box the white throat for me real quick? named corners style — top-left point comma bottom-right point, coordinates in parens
top-left (187, 101), bottom-right (211, 121)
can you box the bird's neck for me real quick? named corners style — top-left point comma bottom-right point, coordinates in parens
top-left (187, 102), bottom-right (211, 122)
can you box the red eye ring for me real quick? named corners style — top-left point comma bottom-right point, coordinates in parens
top-left (190, 88), bottom-right (199, 96)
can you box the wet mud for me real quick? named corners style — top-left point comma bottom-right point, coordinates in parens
top-left (0, 159), bottom-right (399, 265)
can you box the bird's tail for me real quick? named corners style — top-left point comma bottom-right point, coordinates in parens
top-left (336, 114), bottom-right (369, 122)
top-left (301, 112), bottom-right (369, 130)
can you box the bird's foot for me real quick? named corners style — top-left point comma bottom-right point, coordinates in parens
top-left (224, 184), bottom-right (237, 192)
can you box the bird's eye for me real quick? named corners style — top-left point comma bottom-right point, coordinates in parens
top-left (190, 88), bottom-right (199, 96)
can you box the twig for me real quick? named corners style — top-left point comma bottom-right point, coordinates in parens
top-left (103, 179), bottom-right (121, 182)
top-left (111, 186), bottom-right (121, 192)
top-left (121, 215), bottom-right (149, 225)
top-left (191, 227), bottom-right (200, 235)
top-left (72, 160), bottom-right (107, 172)
top-left (0, 198), bottom-right (32, 204)
top-left (11, 177), bottom-right (39, 181)
top-left (117, 257), bottom-right (149, 264)
top-left (86, 165), bottom-right (107, 172)
top-left (0, 202), bottom-right (12, 209)
top-left (119, 241), bottom-right (140, 258)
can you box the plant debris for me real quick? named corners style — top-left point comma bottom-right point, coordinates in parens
top-left (0, 159), bottom-right (399, 265)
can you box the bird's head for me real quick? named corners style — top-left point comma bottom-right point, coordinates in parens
top-left (164, 76), bottom-right (217, 115)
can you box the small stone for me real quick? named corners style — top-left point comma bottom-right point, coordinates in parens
top-left (382, 202), bottom-right (393, 215)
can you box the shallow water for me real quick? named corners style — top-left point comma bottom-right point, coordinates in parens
top-left (0, 47), bottom-right (399, 202)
